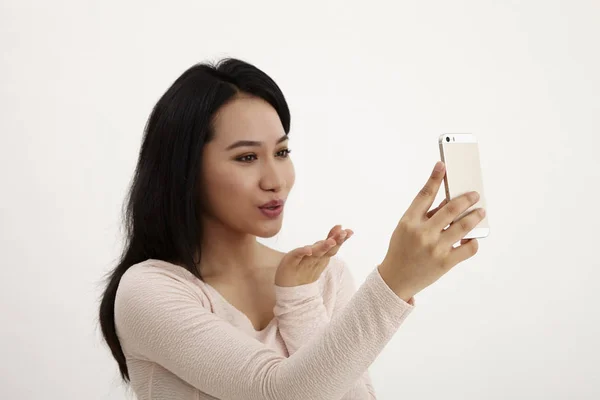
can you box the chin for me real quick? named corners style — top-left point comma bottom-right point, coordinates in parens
top-left (253, 220), bottom-right (283, 238)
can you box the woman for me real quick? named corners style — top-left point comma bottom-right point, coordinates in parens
top-left (98, 58), bottom-right (484, 400)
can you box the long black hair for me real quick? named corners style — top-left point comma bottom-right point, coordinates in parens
top-left (98, 58), bottom-right (291, 382)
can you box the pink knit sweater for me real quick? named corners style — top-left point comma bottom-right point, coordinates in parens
top-left (114, 257), bottom-right (415, 399)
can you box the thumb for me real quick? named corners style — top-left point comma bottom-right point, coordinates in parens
top-left (281, 245), bottom-right (312, 268)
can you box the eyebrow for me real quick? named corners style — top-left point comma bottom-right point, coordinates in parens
top-left (225, 135), bottom-right (288, 151)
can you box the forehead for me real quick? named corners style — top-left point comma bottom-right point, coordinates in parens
top-left (211, 95), bottom-right (284, 144)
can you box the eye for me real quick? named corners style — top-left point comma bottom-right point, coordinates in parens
top-left (236, 154), bottom-right (258, 163)
top-left (277, 148), bottom-right (292, 158)
top-left (235, 148), bottom-right (292, 163)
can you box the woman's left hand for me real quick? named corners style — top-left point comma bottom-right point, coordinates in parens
top-left (274, 225), bottom-right (353, 287)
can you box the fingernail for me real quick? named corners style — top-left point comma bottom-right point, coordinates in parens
top-left (479, 208), bottom-right (486, 217)
top-left (434, 162), bottom-right (444, 172)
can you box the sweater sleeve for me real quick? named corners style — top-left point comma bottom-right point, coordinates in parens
top-left (273, 257), bottom-right (395, 399)
top-left (332, 258), bottom-right (379, 399)
top-left (330, 259), bottom-right (414, 398)
top-left (333, 258), bottom-right (415, 399)
top-left (115, 264), bottom-right (414, 400)
top-left (273, 279), bottom-right (329, 356)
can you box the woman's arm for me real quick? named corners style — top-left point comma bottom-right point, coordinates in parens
top-left (273, 277), bottom-right (329, 356)
top-left (274, 257), bottom-right (415, 399)
top-left (274, 258), bottom-right (375, 399)
top-left (330, 258), bottom-right (414, 398)
top-left (115, 263), bottom-right (414, 400)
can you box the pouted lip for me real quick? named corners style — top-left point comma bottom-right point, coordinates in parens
top-left (259, 199), bottom-right (284, 208)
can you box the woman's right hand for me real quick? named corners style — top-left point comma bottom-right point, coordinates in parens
top-left (378, 161), bottom-right (486, 301)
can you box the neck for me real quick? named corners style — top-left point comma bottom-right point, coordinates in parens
top-left (196, 216), bottom-right (267, 279)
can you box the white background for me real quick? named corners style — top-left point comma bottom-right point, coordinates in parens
top-left (1, 1), bottom-right (599, 399)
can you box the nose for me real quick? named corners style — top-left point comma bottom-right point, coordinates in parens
top-left (260, 159), bottom-right (286, 192)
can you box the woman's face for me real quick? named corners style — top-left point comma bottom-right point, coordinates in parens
top-left (200, 94), bottom-right (295, 238)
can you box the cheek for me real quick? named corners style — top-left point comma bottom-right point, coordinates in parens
top-left (212, 171), bottom-right (251, 199)
top-left (205, 168), bottom-right (254, 213)
top-left (286, 160), bottom-right (296, 189)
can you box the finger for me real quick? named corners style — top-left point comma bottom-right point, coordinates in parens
top-left (334, 229), bottom-right (350, 244)
top-left (327, 225), bottom-right (343, 239)
top-left (406, 162), bottom-right (446, 218)
top-left (439, 208), bottom-right (485, 248)
top-left (445, 238), bottom-right (479, 269)
top-left (299, 245), bottom-right (314, 257)
top-left (426, 198), bottom-right (448, 219)
top-left (324, 229), bottom-right (350, 257)
top-left (282, 245), bottom-right (313, 267)
top-left (428, 191), bottom-right (480, 232)
top-left (309, 238), bottom-right (336, 258)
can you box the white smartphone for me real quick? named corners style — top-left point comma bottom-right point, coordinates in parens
top-left (438, 133), bottom-right (489, 239)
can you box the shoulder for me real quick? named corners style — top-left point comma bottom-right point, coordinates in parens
top-left (121, 258), bottom-right (199, 283)
top-left (120, 259), bottom-right (203, 290)
top-left (318, 257), bottom-right (360, 312)
top-left (320, 256), bottom-right (354, 292)
top-left (115, 259), bottom-right (210, 317)
top-left (113, 259), bottom-right (213, 357)
top-left (326, 256), bottom-right (352, 281)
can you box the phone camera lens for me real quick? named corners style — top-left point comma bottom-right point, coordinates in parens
top-left (446, 137), bottom-right (450, 142)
